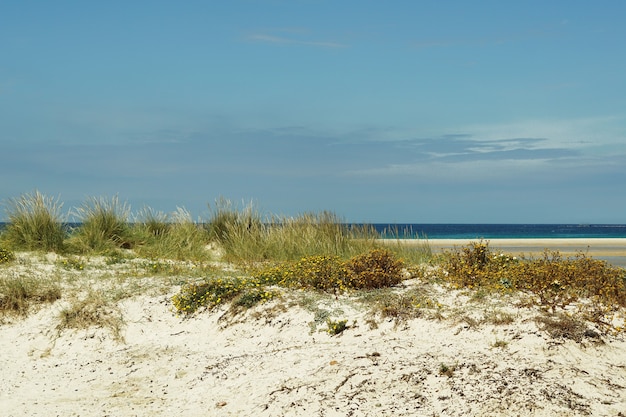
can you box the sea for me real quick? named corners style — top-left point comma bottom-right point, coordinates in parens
top-left (370, 224), bottom-right (626, 239)
top-left (1, 223), bottom-right (626, 239)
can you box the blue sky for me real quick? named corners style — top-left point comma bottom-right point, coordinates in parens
top-left (2, 1), bottom-right (625, 223)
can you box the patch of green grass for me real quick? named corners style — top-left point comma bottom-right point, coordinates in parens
top-left (207, 199), bottom-right (381, 263)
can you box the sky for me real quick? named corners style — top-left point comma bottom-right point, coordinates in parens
top-left (1, 0), bottom-right (625, 223)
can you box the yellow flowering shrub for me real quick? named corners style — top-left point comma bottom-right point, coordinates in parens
top-left (252, 255), bottom-right (348, 292)
top-left (253, 250), bottom-right (405, 293)
top-left (344, 249), bottom-right (404, 290)
top-left (441, 241), bottom-right (626, 312)
top-left (172, 276), bottom-right (279, 315)
top-left (0, 248), bottom-right (15, 264)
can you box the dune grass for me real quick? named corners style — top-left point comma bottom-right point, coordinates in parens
top-left (67, 195), bottom-right (133, 253)
top-left (207, 199), bottom-right (385, 263)
top-left (134, 207), bottom-right (210, 261)
top-left (1, 191), bottom-right (66, 252)
top-left (3, 192), bottom-right (624, 339)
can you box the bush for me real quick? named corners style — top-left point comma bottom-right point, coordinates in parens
top-left (2, 191), bottom-right (66, 252)
top-left (291, 255), bottom-right (349, 292)
top-left (0, 248), bottom-right (15, 264)
top-left (172, 276), bottom-right (278, 315)
top-left (441, 241), bottom-right (626, 311)
top-left (345, 249), bottom-right (405, 289)
top-left (514, 250), bottom-right (626, 311)
top-left (253, 250), bottom-right (405, 293)
top-left (443, 240), bottom-right (520, 291)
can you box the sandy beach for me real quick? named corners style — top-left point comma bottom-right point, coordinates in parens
top-left (389, 238), bottom-right (626, 268)
top-left (1, 248), bottom-right (625, 417)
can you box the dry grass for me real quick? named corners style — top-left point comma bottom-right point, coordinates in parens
top-left (0, 274), bottom-right (61, 317)
top-left (57, 290), bottom-right (125, 341)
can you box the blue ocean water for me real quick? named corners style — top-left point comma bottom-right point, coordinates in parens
top-left (371, 224), bottom-right (626, 239)
top-left (1, 222), bottom-right (626, 239)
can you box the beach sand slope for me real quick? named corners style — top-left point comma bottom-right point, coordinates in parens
top-left (1, 286), bottom-right (625, 417)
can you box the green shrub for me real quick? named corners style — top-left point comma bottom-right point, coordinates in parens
top-left (172, 276), bottom-right (278, 315)
top-left (326, 318), bottom-right (348, 335)
top-left (0, 248), bottom-right (15, 264)
top-left (441, 241), bottom-right (626, 312)
top-left (2, 191), bottom-right (66, 252)
top-left (345, 249), bottom-right (404, 289)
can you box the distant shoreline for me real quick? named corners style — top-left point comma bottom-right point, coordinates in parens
top-left (381, 237), bottom-right (626, 267)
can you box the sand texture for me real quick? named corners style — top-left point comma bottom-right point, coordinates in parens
top-left (1, 249), bottom-right (626, 416)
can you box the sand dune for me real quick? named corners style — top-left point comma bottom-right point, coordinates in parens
top-left (2, 274), bottom-right (625, 416)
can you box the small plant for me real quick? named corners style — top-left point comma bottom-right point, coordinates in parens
top-left (326, 318), bottom-right (348, 335)
top-left (59, 256), bottom-right (86, 271)
top-left (439, 363), bottom-right (455, 378)
top-left (57, 291), bottom-right (124, 341)
top-left (0, 248), bottom-right (16, 264)
top-left (535, 313), bottom-right (591, 343)
top-left (2, 191), bottom-right (66, 252)
top-left (492, 339), bottom-right (508, 348)
top-left (0, 276), bottom-right (61, 316)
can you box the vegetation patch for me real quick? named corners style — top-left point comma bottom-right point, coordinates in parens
top-left (68, 195), bottom-right (133, 252)
top-left (0, 275), bottom-right (61, 316)
top-left (0, 248), bottom-right (15, 264)
top-left (1, 191), bottom-right (66, 252)
top-left (535, 313), bottom-right (601, 343)
top-left (57, 292), bottom-right (125, 341)
top-left (326, 318), bottom-right (348, 335)
top-left (439, 240), bottom-right (626, 315)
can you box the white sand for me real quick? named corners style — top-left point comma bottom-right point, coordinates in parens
top-left (385, 238), bottom-right (626, 267)
top-left (1, 253), bottom-right (626, 416)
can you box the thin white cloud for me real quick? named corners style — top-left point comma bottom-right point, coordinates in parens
top-left (340, 115), bottom-right (626, 182)
top-left (457, 116), bottom-right (626, 154)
